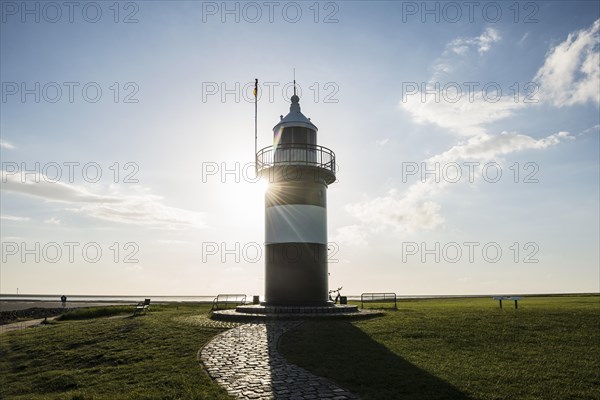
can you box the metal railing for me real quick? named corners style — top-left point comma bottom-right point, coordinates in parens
top-left (256, 144), bottom-right (336, 175)
top-left (361, 292), bottom-right (397, 309)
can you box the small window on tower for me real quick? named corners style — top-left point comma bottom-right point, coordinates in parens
top-left (294, 129), bottom-right (308, 144)
top-left (281, 128), bottom-right (293, 144)
top-left (308, 130), bottom-right (316, 145)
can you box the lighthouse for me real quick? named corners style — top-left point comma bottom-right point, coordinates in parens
top-left (256, 88), bottom-right (336, 306)
top-left (211, 83), bottom-right (368, 319)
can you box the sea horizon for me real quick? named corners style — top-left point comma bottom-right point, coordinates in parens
top-left (1, 292), bottom-right (597, 303)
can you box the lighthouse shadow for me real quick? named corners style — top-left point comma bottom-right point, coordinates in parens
top-left (268, 320), bottom-right (472, 400)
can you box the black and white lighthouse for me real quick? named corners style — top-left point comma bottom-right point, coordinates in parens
top-left (256, 88), bottom-right (336, 306)
top-left (212, 84), bottom-right (369, 319)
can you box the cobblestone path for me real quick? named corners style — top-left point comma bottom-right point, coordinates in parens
top-left (200, 322), bottom-right (359, 400)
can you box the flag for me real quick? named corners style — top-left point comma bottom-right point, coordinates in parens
top-left (254, 78), bottom-right (258, 97)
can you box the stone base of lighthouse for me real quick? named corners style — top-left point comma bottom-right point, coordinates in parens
top-left (210, 303), bottom-right (384, 321)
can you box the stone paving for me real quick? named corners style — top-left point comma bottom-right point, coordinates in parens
top-left (172, 314), bottom-right (241, 329)
top-left (200, 321), bottom-right (359, 400)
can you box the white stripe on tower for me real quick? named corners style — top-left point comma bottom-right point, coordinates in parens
top-left (265, 204), bottom-right (327, 245)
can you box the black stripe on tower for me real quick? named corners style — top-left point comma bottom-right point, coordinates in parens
top-left (264, 243), bottom-right (329, 306)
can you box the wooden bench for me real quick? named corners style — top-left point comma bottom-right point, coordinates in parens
top-left (212, 294), bottom-right (247, 310)
top-left (361, 292), bottom-right (397, 309)
top-left (493, 296), bottom-right (523, 309)
top-left (133, 298), bottom-right (151, 316)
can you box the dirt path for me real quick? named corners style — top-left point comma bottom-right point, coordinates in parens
top-left (0, 317), bottom-right (58, 335)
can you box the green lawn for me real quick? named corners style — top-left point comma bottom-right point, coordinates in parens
top-left (57, 306), bottom-right (134, 321)
top-left (2, 297), bottom-right (598, 399)
top-left (279, 295), bottom-right (600, 400)
top-left (0, 303), bottom-right (232, 400)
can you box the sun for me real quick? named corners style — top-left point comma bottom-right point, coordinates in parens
top-left (251, 178), bottom-right (269, 196)
top-left (218, 177), bottom-right (269, 223)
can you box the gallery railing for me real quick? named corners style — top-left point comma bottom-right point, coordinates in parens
top-left (255, 144), bottom-right (336, 176)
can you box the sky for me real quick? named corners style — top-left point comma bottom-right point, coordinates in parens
top-left (1, 1), bottom-right (599, 296)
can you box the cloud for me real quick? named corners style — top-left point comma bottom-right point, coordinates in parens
top-left (401, 91), bottom-right (526, 136)
top-left (580, 124), bottom-right (600, 135)
top-left (403, 21), bottom-right (599, 137)
top-left (430, 27), bottom-right (502, 81)
top-left (346, 190), bottom-right (444, 233)
top-left (44, 217), bottom-right (61, 225)
top-left (1, 176), bottom-right (119, 204)
top-left (390, 26), bottom-right (584, 232)
top-left (0, 215), bottom-right (30, 222)
top-left (0, 236), bottom-right (25, 241)
top-left (534, 19), bottom-right (600, 107)
top-left (1, 171), bottom-right (205, 229)
top-left (346, 131), bottom-right (574, 232)
top-left (0, 139), bottom-right (16, 150)
top-left (375, 138), bottom-right (389, 146)
top-left (476, 27), bottom-right (501, 53)
top-left (331, 225), bottom-right (368, 246)
top-left (401, 26), bottom-right (523, 136)
top-left (125, 264), bottom-right (143, 272)
top-left (156, 239), bottom-right (191, 244)
top-left (448, 27), bottom-right (502, 55)
top-left (428, 131), bottom-right (575, 164)
top-left (390, 23), bottom-right (595, 233)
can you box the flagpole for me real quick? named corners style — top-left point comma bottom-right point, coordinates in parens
top-left (254, 78), bottom-right (258, 174)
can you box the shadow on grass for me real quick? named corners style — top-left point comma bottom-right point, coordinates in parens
top-left (278, 320), bottom-right (472, 400)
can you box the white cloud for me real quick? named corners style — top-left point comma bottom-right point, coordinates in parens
top-left (0, 215), bottom-right (30, 222)
top-left (534, 19), bottom-right (600, 107)
top-left (428, 131), bottom-right (574, 164)
top-left (580, 124), bottom-right (600, 135)
top-left (476, 27), bottom-right (501, 53)
top-left (391, 23), bottom-right (594, 233)
top-left (401, 26), bottom-right (523, 136)
top-left (0, 236), bottom-right (25, 241)
top-left (518, 32), bottom-right (530, 46)
top-left (0, 139), bottom-right (16, 150)
top-left (1, 172), bottom-right (205, 229)
top-left (346, 131), bottom-right (574, 232)
top-left (430, 27), bottom-right (502, 82)
top-left (331, 225), bottom-right (368, 246)
top-left (404, 21), bottom-right (599, 137)
top-left (44, 217), bottom-right (61, 225)
top-left (346, 189), bottom-right (444, 233)
top-left (375, 138), bottom-right (389, 146)
top-left (448, 27), bottom-right (501, 55)
top-left (1, 174), bottom-right (119, 204)
top-left (401, 91), bottom-right (526, 136)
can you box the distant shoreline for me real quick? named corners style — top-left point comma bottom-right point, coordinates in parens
top-left (0, 301), bottom-right (135, 313)
top-left (1, 293), bottom-right (597, 314)
top-left (1, 292), bottom-right (597, 303)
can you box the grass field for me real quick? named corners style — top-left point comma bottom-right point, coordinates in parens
top-left (0, 303), bottom-right (232, 400)
top-left (1, 296), bottom-right (598, 399)
top-left (279, 295), bottom-right (600, 400)
top-left (56, 306), bottom-right (134, 321)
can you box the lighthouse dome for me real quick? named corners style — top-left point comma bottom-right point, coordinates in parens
top-left (273, 94), bottom-right (318, 132)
